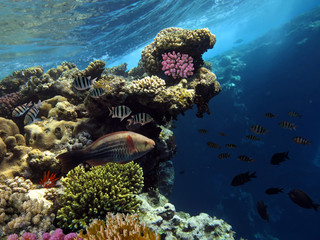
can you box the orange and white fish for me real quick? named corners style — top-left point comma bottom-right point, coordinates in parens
top-left (57, 131), bottom-right (155, 173)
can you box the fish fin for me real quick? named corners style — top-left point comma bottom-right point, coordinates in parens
top-left (285, 152), bottom-right (290, 159)
top-left (250, 171), bottom-right (257, 178)
top-left (108, 107), bottom-right (113, 116)
top-left (57, 149), bottom-right (85, 173)
top-left (126, 135), bottom-right (137, 153)
top-left (313, 203), bottom-right (320, 211)
top-left (279, 188), bottom-right (284, 193)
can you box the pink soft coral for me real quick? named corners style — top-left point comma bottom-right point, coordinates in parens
top-left (161, 51), bottom-right (194, 79)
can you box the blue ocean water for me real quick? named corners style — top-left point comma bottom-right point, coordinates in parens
top-left (1, 0), bottom-right (320, 239)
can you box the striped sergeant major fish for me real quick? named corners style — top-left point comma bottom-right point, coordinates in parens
top-left (90, 87), bottom-right (105, 98)
top-left (288, 111), bottom-right (302, 118)
top-left (250, 124), bottom-right (269, 135)
top-left (292, 136), bottom-right (312, 145)
top-left (127, 113), bottom-right (153, 127)
top-left (73, 76), bottom-right (97, 91)
top-left (57, 131), bottom-right (155, 173)
top-left (278, 121), bottom-right (296, 131)
top-left (12, 101), bottom-right (32, 117)
top-left (24, 100), bottom-right (41, 125)
top-left (109, 105), bottom-right (132, 121)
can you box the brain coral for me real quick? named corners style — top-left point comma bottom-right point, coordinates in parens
top-left (141, 27), bottom-right (216, 77)
top-left (56, 162), bottom-right (144, 231)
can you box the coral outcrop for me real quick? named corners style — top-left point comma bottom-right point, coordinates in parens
top-left (137, 190), bottom-right (235, 240)
top-left (56, 162), bottom-right (144, 231)
top-left (141, 27), bottom-right (216, 79)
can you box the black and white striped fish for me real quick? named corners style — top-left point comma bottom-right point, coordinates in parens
top-left (279, 121), bottom-right (296, 131)
top-left (218, 153), bottom-right (231, 159)
top-left (127, 113), bottom-right (153, 127)
top-left (246, 135), bottom-right (260, 141)
top-left (292, 136), bottom-right (312, 145)
top-left (288, 111), bottom-right (302, 118)
top-left (250, 124), bottom-right (269, 135)
top-left (24, 100), bottom-right (41, 125)
top-left (108, 105), bottom-right (132, 121)
top-left (265, 112), bottom-right (277, 118)
top-left (73, 76), bottom-right (96, 91)
top-left (238, 155), bottom-right (255, 163)
top-left (225, 143), bottom-right (237, 149)
top-left (90, 87), bottom-right (105, 98)
top-left (12, 101), bottom-right (32, 117)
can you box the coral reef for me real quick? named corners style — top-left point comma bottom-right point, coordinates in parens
top-left (6, 228), bottom-right (80, 240)
top-left (78, 213), bottom-right (160, 240)
top-left (0, 177), bottom-right (54, 236)
top-left (56, 162), bottom-right (144, 231)
top-left (141, 27), bottom-right (216, 79)
top-left (0, 92), bottom-right (20, 116)
top-left (162, 51), bottom-right (194, 79)
top-left (137, 190), bottom-right (235, 240)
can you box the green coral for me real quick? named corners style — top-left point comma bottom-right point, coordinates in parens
top-left (56, 162), bottom-right (144, 231)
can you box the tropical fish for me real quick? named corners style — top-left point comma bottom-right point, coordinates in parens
top-left (12, 101), bottom-right (32, 117)
top-left (127, 113), bottom-right (153, 127)
top-left (24, 100), bottom-right (41, 125)
top-left (207, 141), bottom-right (221, 149)
top-left (270, 152), bottom-right (289, 165)
top-left (246, 134), bottom-right (260, 141)
top-left (218, 132), bottom-right (227, 136)
top-left (225, 143), bottom-right (237, 149)
top-left (292, 136), bottom-right (312, 145)
top-left (217, 153), bottom-right (231, 159)
top-left (265, 112), bottom-right (277, 118)
top-left (265, 187), bottom-right (283, 195)
top-left (288, 189), bottom-right (319, 211)
top-left (238, 155), bottom-right (255, 163)
top-left (90, 87), bottom-right (105, 98)
top-left (198, 129), bottom-right (208, 134)
top-left (278, 121), bottom-right (296, 131)
top-left (250, 124), bottom-right (269, 135)
top-left (73, 76), bottom-right (96, 91)
top-left (288, 111), bottom-right (302, 118)
top-left (257, 200), bottom-right (269, 221)
top-left (57, 131), bottom-right (155, 173)
top-left (108, 105), bottom-right (132, 121)
top-left (231, 171), bottom-right (256, 186)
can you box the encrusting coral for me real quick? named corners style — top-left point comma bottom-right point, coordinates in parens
top-left (78, 213), bottom-right (160, 240)
top-left (56, 162), bottom-right (144, 231)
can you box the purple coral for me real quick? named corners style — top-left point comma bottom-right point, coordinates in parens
top-left (7, 229), bottom-right (81, 240)
top-left (7, 234), bottom-right (19, 240)
top-left (21, 232), bottom-right (38, 240)
top-left (161, 51), bottom-right (194, 79)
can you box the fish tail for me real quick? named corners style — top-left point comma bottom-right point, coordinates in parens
top-left (57, 149), bottom-right (86, 173)
top-left (108, 107), bottom-right (113, 116)
top-left (313, 203), bottom-right (320, 211)
top-left (250, 171), bottom-right (257, 179)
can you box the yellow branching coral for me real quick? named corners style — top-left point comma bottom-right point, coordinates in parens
top-left (56, 162), bottom-right (144, 231)
top-left (78, 213), bottom-right (160, 240)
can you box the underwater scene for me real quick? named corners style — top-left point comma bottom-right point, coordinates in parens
top-left (0, 0), bottom-right (320, 240)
